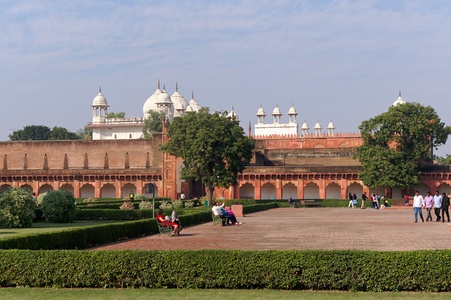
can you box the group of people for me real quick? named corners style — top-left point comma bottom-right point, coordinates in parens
top-left (211, 202), bottom-right (240, 226)
top-left (348, 192), bottom-right (388, 209)
top-left (156, 209), bottom-right (182, 236)
top-left (412, 191), bottom-right (450, 223)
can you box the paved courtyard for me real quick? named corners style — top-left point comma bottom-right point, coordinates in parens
top-left (95, 207), bottom-right (451, 251)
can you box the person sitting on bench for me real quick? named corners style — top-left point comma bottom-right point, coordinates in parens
top-left (212, 202), bottom-right (229, 226)
top-left (156, 209), bottom-right (180, 236)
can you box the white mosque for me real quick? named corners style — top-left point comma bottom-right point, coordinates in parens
top-left (87, 81), bottom-right (202, 140)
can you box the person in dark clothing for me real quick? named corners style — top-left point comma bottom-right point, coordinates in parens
top-left (441, 193), bottom-right (450, 223)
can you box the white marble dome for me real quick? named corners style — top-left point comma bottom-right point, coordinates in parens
top-left (272, 105), bottom-right (281, 115)
top-left (392, 91), bottom-right (406, 106)
top-left (256, 106), bottom-right (266, 116)
top-left (327, 121), bottom-right (335, 129)
top-left (92, 87), bottom-right (108, 107)
top-left (301, 121), bottom-right (309, 130)
top-left (143, 86), bottom-right (162, 117)
top-left (288, 105), bottom-right (297, 115)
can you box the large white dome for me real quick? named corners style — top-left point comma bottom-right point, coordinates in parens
top-left (143, 86), bottom-right (162, 117)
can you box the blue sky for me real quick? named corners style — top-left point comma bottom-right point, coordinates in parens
top-left (1, 0), bottom-right (451, 155)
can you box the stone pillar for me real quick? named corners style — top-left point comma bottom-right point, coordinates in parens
top-left (136, 179), bottom-right (143, 194)
top-left (340, 178), bottom-right (348, 199)
top-left (254, 178), bottom-right (261, 200)
top-left (115, 181), bottom-right (122, 198)
top-left (94, 181), bottom-right (101, 198)
top-left (318, 179), bottom-right (326, 199)
top-left (276, 179), bottom-right (283, 200)
top-left (73, 180), bottom-right (81, 198)
top-left (297, 179), bottom-right (304, 199)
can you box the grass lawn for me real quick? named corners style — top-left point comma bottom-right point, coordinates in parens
top-left (0, 220), bottom-right (119, 238)
top-left (0, 288), bottom-right (450, 300)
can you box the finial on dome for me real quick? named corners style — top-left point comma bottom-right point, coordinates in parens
top-left (99, 86), bottom-right (101, 93)
top-left (176, 82), bottom-right (178, 92)
top-left (399, 90), bottom-right (401, 97)
top-left (163, 84), bottom-right (166, 91)
top-left (192, 90), bottom-right (194, 99)
top-left (158, 80), bottom-right (160, 90)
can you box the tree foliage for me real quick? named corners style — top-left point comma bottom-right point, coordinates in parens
top-left (106, 112), bottom-right (126, 118)
top-left (9, 125), bottom-right (80, 140)
top-left (41, 189), bottom-right (76, 223)
top-left (142, 110), bottom-right (164, 139)
top-left (355, 102), bottom-right (450, 189)
top-left (0, 187), bottom-right (36, 228)
top-left (160, 109), bottom-right (255, 200)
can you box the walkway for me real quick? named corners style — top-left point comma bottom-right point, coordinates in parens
top-left (94, 207), bottom-right (451, 251)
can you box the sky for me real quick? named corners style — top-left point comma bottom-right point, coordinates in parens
top-left (1, 0), bottom-right (451, 155)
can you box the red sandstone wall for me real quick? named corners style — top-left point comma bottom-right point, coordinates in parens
top-left (0, 137), bottom-right (163, 171)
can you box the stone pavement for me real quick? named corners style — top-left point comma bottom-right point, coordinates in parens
top-left (94, 207), bottom-right (451, 251)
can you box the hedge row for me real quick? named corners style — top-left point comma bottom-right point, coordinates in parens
top-left (0, 211), bottom-right (212, 250)
top-left (0, 249), bottom-right (450, 291)
top-left (74, 208), bottom-right (207, 220)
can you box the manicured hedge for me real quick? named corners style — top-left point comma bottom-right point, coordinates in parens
top-left (0, 249), bottom-right (451, 291)
top-left (0, 211), bottom-right (213, 250)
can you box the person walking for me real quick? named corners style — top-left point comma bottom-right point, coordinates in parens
top-left (413, 191), bottom-right (424, 223)
top-left (361, 192), bottom-right (367, 209)
top-left (348, 193), bottom-right (354, 208)
top-left (433, 191), bottom-right (442, 222)
top-left (424, 192), bottom-right (434, 222)
top-left (441, 193), bottom-right (450, 223)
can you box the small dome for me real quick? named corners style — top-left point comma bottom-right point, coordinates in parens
top-left (156, 90), bottom-right (172, 105)
top-left (186, 91), bottom-right (201, 112)
top-left (92, 87), bottom-right (108, 107)
top-left (314, 121), bottom-right (322, 130)
top-left (301, 121), bottom-right (309, 130)
top-left (185, 105), bottom-right (194, 112)
top-left (227, 107), bottom-right (239, 121)
top-left (171, 85), bottom-right (188, 109)
top-left (393, 91), bottom-right (406, 106)
top-left (272, 105), bottom-right (282, 116)
top-left (327, 121), bottom-right (335, 129)
top-left (288, 105), bottom-right (297, 115)
top-left (256, 106), bottom-right (266, 116)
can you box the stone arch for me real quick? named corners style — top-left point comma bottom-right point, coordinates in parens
top-left (304, 182), bottom-right (319, 199)
top-left (20, 184), bottom-right (33, 194)
top-left (101, 183), bottom-right (116, 198)
top-left (339, 142), bottom-right (349, 147)
top-left (239, 182), bottom-right (254, 199)
top-left (282, 182), bottom-right (297, 199)
top-left (326, 182), bottom-right (341, 199)
top-left (415, 183), bottom-right (429, 196)
top-left (39, 184), bottom-right (53, 194)
top-left (314, 143), bottom-right (324, 148)
top-left (122, 183), bottom-right (137, 198)
top-left (347, 182), bottom-right (363, 197)
top-left (0, 184), bottom-right (11, 191)
top-left (436, 183), bottom-right (451, 195)
top-left (143, 182), bottom-right (159, 198)
top-left (369, 187), bottom-right (385, 197)
top-left (261, 182), bottom-right (276, 200)
top-left (80, 183), bottom-right (95, 198)
top-left (60, 183), bottom-right (74, 195)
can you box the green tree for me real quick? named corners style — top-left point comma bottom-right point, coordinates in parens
top-left (0, 187), bottom-right (36, 228)
top-left (355, 102), bottom-right (450, 190)
top-left (160, 109), bottom-right (255, 201)
top-left (106, 112), bottom-right (126, 118)
top-left (9, 125), bottom-right (51, 140)
top-left (49, 126), bottom-right (80, 140)
top-left (41, 189), bottom-right (76, 223)
top-left (142, 110), bottom-right (164, 139)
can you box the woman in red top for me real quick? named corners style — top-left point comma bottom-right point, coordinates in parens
top-left (156, 209), bottom-right (180, 235)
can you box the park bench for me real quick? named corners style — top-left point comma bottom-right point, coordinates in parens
top-left (300, 199), bottom-right (320, 208)
top-left (212, 212), bottom-right (223, 225)
top-left (156, 220), bottom-right (173, 236)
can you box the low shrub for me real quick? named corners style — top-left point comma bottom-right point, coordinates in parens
top-left (0, 187), bottom-right (36, 228)
top-left (159, 200), bottom-right (173, 209)
top-left (1, 250), bottom-right (451, 291)
top-left (119, 201), bottom-right (134, 210)
top-left (41, 190), bottom-right (76, 223)
top-left (172, 200), bottom-right (183, 209)
top-left (138, 201), bottom-right (153, 210)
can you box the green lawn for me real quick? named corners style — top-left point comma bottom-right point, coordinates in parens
top-left (0, 289), bottom-right (450, 300)
top-left (0, 220), bottom-right (118, 238)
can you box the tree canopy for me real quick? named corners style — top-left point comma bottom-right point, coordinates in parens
top-left (354, 102), bottom-right (450, 190)
top-left (106, 112), bottom-right (126, 118)
top-left (9, 125), bottom-right (80, 140)
top-left (160, 109), bottom-right (255, 200)
top-left (142, 110), bottom-right (164, 139)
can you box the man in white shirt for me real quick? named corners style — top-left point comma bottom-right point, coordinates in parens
top-left (433, 191), bottom-right (443, 222)
top-left (413, 191), bottom-right (424, 223)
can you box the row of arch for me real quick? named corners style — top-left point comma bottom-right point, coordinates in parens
top-left (238, 181), bottom-right (451, 199)
top-left (0, 182), bottom-right (159, 198)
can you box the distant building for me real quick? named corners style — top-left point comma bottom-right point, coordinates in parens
top-left (86, 82), bottom-right (202, 140)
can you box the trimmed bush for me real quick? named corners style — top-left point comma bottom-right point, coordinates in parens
top-left (0, 187), bottom-right (36, 228)
top-left (1, 249), bottom-right (451, 291)
top-left (41, 189), bottom-right (76, 223)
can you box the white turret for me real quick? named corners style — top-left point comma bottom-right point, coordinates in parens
top-left (92, 87), bottom-right (109, 124)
